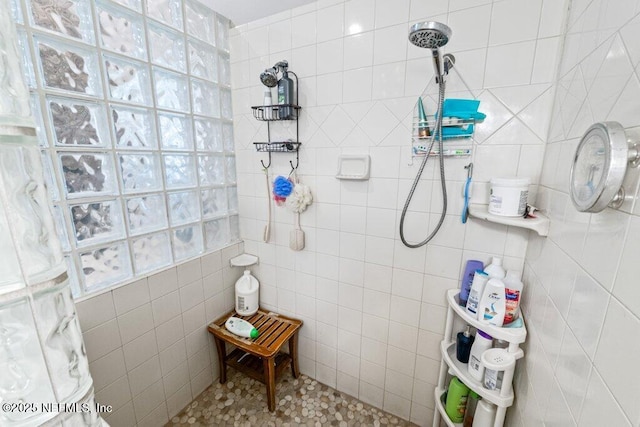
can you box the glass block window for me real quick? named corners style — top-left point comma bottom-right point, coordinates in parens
top-left (13, 0), bottom-right (238, 297)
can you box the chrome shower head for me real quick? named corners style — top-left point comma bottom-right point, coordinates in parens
top-left (408, 21), bottom-right (452, 50)
top-left (409, 22), bottom-right (453, 83)
top-left (260, 67), bottom-right (278, 87)
top-left (260, 60), bottom-right (290, 87)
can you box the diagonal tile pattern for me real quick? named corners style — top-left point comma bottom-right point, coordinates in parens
top-left (229, 1), bottom-right (567, 424)
top-left (519, 0), bottom-right (640, 426)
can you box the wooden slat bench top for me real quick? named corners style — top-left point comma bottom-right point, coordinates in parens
top-left (208, 309), bottom-right (303, 358)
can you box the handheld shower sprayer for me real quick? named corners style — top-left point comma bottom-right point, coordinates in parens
top-left (260, 68), bottom-right (278, 87)
top-left (400, 21), bottom-right (453, 248)
top-left (409, 22), bottom-right (452, 83)
top-left (260, 60), bottom-right (290, 87)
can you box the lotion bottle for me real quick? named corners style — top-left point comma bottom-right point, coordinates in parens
top-left (466, 270), bottom-right (489, 319)
top-left (484, 257), bottom-right (506, 279)
top-left (460, 260), bottom-right (484, 307)
top-left (478, 278), bottom-right (506, 327)
top-left (225, 317), bottom-right (259, 339)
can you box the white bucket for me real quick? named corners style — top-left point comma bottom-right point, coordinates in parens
top-left (488, 177), bottom-right (530, 217)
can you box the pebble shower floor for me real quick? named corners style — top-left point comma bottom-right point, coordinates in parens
top-left (166, 370), bottom-right (417, 427)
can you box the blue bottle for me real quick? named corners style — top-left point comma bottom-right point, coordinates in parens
top-left (460, 260), bottom-right (484, 306)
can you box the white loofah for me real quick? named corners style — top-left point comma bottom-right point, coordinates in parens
top-left (286, 183), bottom-right (313, 213)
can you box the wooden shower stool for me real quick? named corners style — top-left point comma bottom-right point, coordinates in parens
top-left (207, 309), bottom-right (303, 412)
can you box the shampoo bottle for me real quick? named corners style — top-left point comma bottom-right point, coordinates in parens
top-left (467, 330), bottom-right (492, 382)
top-left (503, 270), bottom-right (523, 325)
top-left (466, 270), bottom-right (489, 319)
top-left (484, 257), bottom-right (506, 279)
top-left (460, 260), bottom-right (484, 306)
top-left (277, 69), bottom-right (294, 119)
top-left (478, 278), bottom-right (506, 327)
top-left (445, 377), bottom-right (469, 423)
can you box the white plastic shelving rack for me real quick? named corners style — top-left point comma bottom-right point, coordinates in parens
top-left (433, 289), bottom-right (527, 427)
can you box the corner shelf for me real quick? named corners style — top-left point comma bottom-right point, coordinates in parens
top-left (433, 290), bottom-right (527, 427)
top-left (434, 388), bottom-right (463, 427)
top-left (467, 204), bottom-right (550, 237)
top-left (441, 341), bottom-right (517, 407)
top-left (445, 290), bottom-right (527, 345)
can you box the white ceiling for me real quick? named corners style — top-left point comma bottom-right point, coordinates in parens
top-left (200, 0), bottom-right (317, 26)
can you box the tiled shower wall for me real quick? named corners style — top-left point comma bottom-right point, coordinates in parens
top-left (231, 0), bottom-right (567, 423)
top-left (75, 243), bottom-right (242, 427)
top-left (515, 0), bottom-right (640, 426)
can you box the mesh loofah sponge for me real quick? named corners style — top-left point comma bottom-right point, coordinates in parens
top-left (273, 175), bottom-right (293, 197)
top-left (286, 183), bottom-right (313, 213)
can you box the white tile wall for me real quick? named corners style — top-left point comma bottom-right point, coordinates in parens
top-left (79, 0), bottom-right (640, 424)
top-left (514, 0), bottom-right (640, 425)
top-left (76, 243), bottom-right (243, 427)
top-left (230, 0), bottom-right (566, 424)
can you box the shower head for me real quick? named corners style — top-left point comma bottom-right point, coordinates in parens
top-left (260, 60), bottom-right (290, 87)
top-left (260, 67), bottom-right (278, 87)
top-left (408, 21), bottom-right (452, 50)
top-left (409, 22), bottom-right (452, 83)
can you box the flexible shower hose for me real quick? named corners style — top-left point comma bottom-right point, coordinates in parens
top-left (399, 79), bottom-right (448, 248)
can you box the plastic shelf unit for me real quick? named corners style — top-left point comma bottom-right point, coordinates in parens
top-left (435, 388), bottom-right (463, 427)
top-left (433, 289), bottom-right (527, 427)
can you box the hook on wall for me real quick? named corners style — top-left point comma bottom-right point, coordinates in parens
top-left (261, 152), bottom-right (272, 169)
top-left (289, 151), bottom-right (299, 176)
